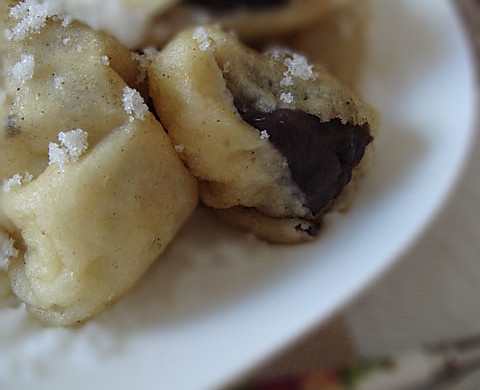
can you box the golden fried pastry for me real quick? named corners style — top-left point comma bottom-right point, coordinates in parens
top-left (3, 116), bottom-right (198, 325)
top-left (2, 15), bottom-right (142, 181)
top-left (148, 26), bottom-right (375, 243)
top-left (1, 5), bottom-right (198, 325)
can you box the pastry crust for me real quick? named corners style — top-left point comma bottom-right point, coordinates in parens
top-left (1, 14), bottom-right (198, 325)
top-left (215, 207), bottom-right (318, 244)
top-left (1, 18), bottom-right (142, 181)
top-left (148, 26), bottom-right (375, 243)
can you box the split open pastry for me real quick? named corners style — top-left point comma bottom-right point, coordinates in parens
top-left (148, 26), bottom-right (375, 244)
top-left (1, 8), bottom-right (198, 325)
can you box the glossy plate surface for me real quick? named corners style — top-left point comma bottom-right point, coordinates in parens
top-left (0, 1), bottom-right (476, 389)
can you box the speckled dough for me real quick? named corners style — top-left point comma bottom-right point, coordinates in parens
top-left (1, 18), bottom-right (143, 182)
top-left (1, 15), bottom-right (198, 325)
top-left (148, 26), bottom-right (375, 243)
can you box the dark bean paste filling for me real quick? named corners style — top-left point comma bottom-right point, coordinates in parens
top-left (238, 106), bottom-right (372, 220)
top-left (184, 0), bottom-right (288, 11)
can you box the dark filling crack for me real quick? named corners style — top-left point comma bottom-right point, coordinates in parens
top-left (184, 0), bottom-right (288, 11)
top-left (237, 105), bottom-right (372, 221)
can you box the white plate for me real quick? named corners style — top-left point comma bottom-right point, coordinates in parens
top-left (0, 0), bottom-right (476, 389)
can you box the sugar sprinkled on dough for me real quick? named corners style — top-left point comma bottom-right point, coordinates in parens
top-left (280, 92), bottom-right (294, 104)
top-left (54, 75), bottom-right (64, 89)
top-left (48, 129), bottom-right (88, 172)
top-left (131, 52), bottom-right (146, 66)
top-left (12, 54), bottom-right (35, 82)
top-left (265, 47), bottom-right (294, 61)
top-left (280, 75), bottom-right (293, 87)
top-left (0, 231), bottom-right (19, 272)
top-left (58, 129), bottom-right (88, 161)
top-left (192, 27), bottom-right (215, 52)
top-left (131, 49), bottom-right (156, 85)
top-left (132, 52), bottom-right (148, 85)
top-left (48, 143), bottom-right (69, 172)
top-left (61, 14), bottom-right (73, 28)
top-left (122, 86), bottom-right (148, 122)
top-left (284, 54), bottom-right (318, 81)
top-left (23, 171), bottom-right (33, 183)
top-left (259, 130), bottom-right (270, 140)
top-left (175, 144), bottom-right (185, 153)
top-left (2, 172), bottom-right (32, 193)
top-left (6, 0), bottom-right (67, 41)
top-left (100, 55), bottom-right (110, 66)
top-left (3, 174), bottom-right (21, 193)
top-left (265, 47), bottom-right (317, 86)
top-left (142, 47), bottom-right (158, 61)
